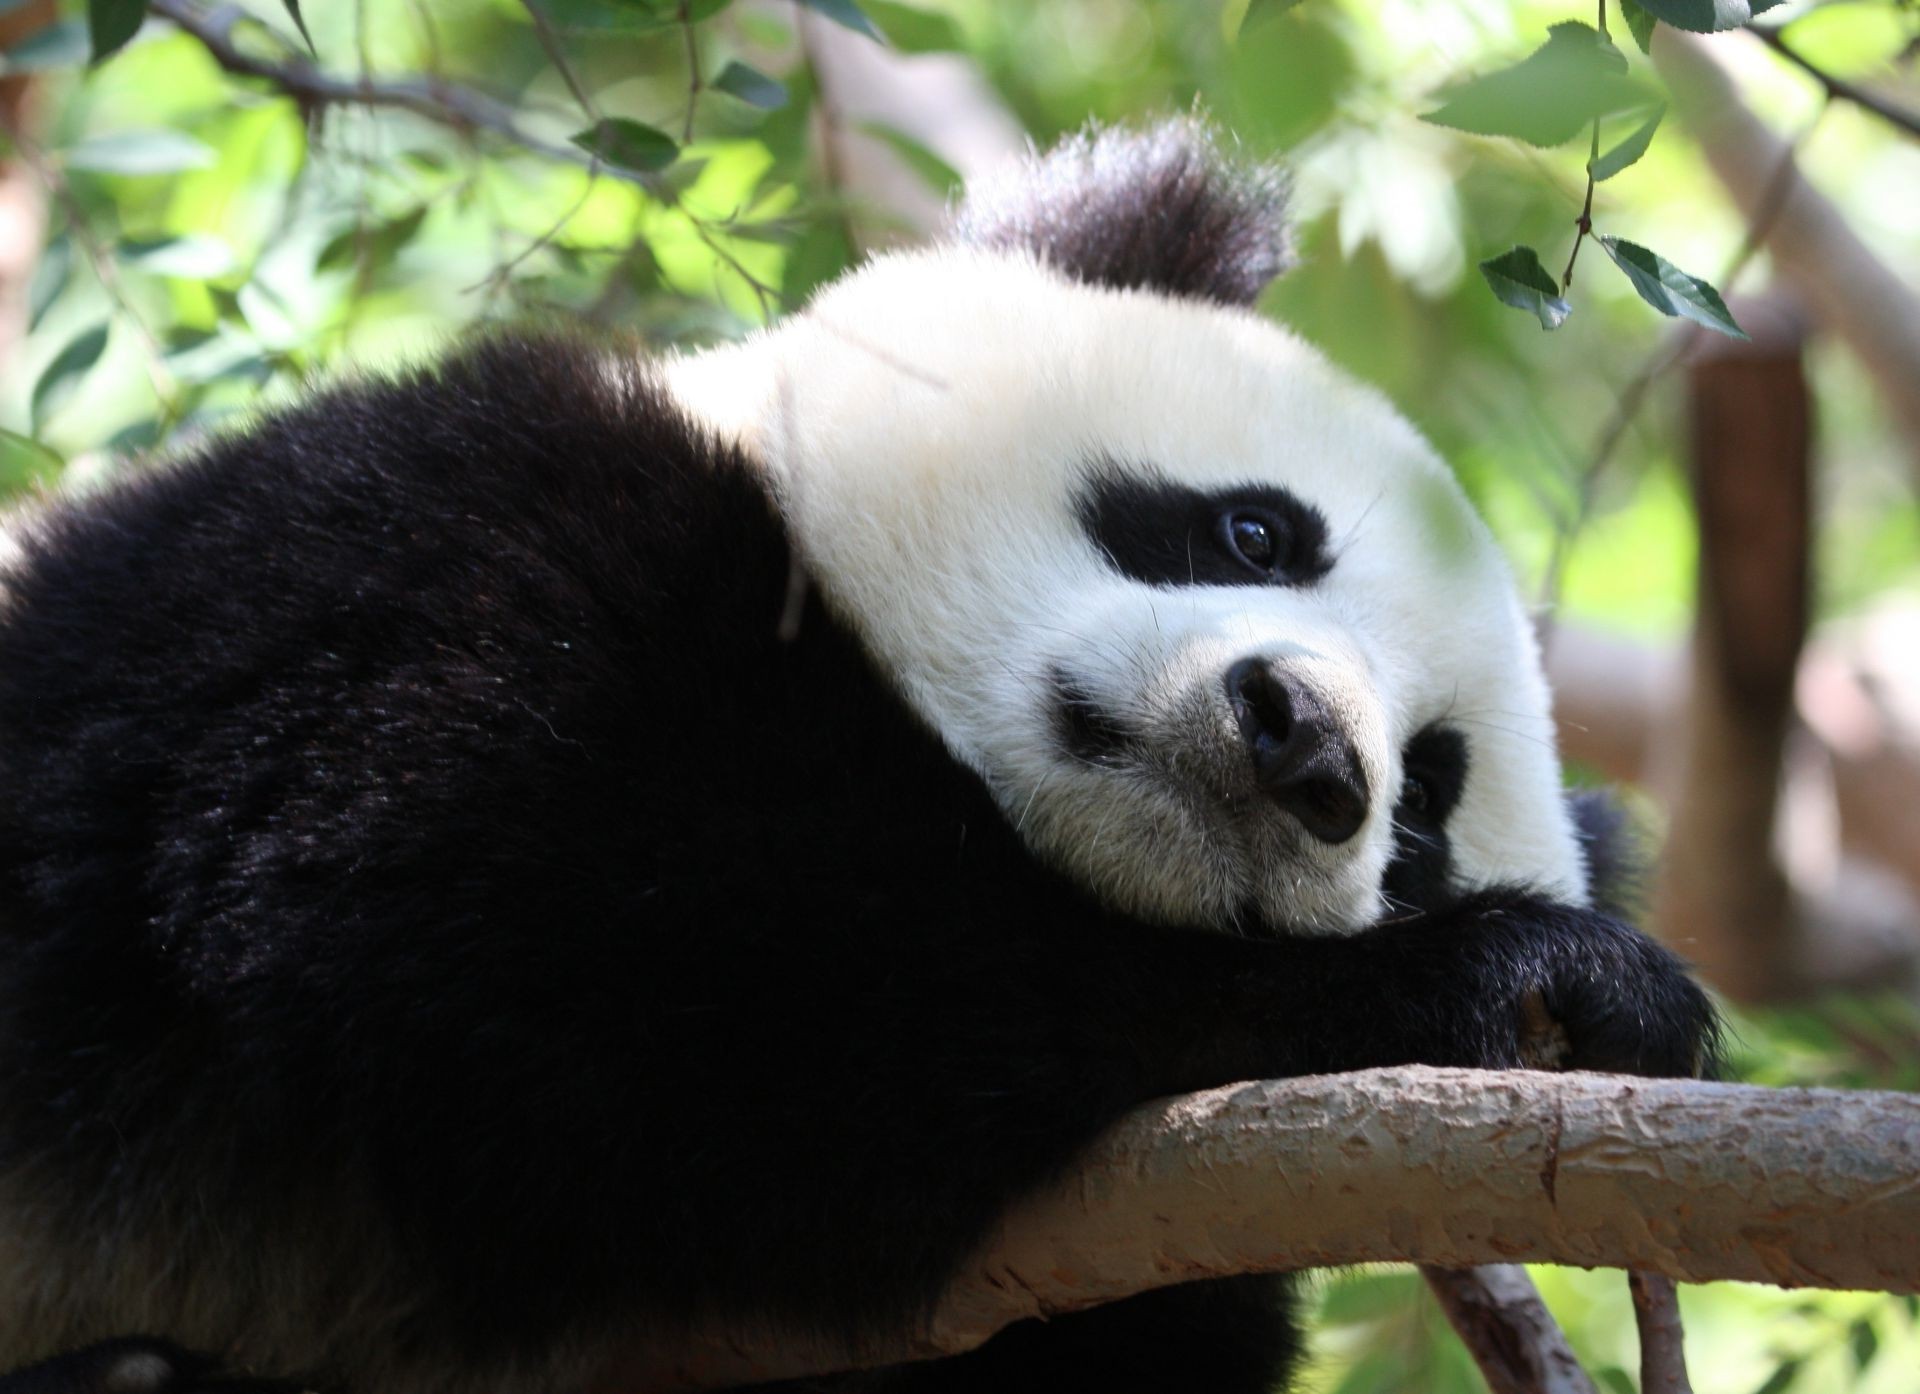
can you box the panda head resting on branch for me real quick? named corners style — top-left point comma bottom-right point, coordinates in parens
top-left (668, 119), bottom-right (1584, 936)
top-left (0, 120), bottom-right (1710, 1394)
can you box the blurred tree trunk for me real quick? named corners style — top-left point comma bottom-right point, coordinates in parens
top-left (1652, 299), bottom-right (1813, 1000)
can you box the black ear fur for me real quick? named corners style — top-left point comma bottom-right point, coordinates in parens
top-left (948, 118), bottom-right (1292, 308)
top-left (1566, 786), bottom-right (1651, 922)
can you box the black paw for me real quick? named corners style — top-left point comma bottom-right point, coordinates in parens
top-left (0, 1340), bottom-right (309, 1394)
top-left (1445, 892), bottom-right (1720, 1080)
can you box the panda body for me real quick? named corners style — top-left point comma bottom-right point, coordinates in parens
top-left (0, 124), bottom-right (1712, 1394)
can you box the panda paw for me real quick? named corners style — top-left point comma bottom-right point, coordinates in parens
top-left (1447, 892), bottom-right (1721, 1081)
top-left (0, 1339), bottom-right (311, 1394)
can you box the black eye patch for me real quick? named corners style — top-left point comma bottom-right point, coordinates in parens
top-left (1075, 463), bottom-right (1333, 589)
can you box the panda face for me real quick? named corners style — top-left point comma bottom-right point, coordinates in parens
top-left (666, 246), bottom-right (1586, 936)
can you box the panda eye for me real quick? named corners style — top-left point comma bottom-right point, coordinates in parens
top-left (1222, 510), bottom-right (1286, 575)
top-left (1401, 774), bottom-right (1433, 818)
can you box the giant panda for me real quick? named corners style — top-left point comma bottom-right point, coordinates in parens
top-left (0, 121), bottom-right (1714, 1394)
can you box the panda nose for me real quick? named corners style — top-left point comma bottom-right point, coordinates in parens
top-left (1224, 659), bottom-right (1370, 844)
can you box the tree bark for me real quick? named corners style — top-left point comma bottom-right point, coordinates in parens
top-left (591, 1066), bottom-right (1920, 1391)
top-left (1422, 1265), bottom-right (1600, 1394)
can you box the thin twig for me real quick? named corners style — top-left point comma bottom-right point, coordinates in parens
top-left (1535, 97), bottom-right (1825, 633)
top-left (679, 1), bottom-right (702, 145)
top-left (1423, 1265), bottom-right (1600, 1394)
top-left (794, 3), bottom-right (861, 258)
top-left (1756, 26), bottom-right (1920, 141)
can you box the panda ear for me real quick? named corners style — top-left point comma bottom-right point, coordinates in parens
top-left (947, 118), bottom-right (1293, 309)
top-left (1565, 786), bottom-right (1652, 921)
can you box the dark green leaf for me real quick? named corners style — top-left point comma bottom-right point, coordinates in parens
top-left (1424, 22), bottom-right (1654, 147)
top-left (64, 129), bottom-right (216, 175)
top-left (858, 121), bottom-right (960, 195)
top-left (31, 323), bottom-right (109, 432)
top-left (712, 60), bottom-right (787, 109)
top-left (569, 118), bottom-right (678, 173)
top-left (862, 0), bottom-right (961, 51)
top-left (1591, 104), bottom-right (1664, 180)
top-left (1752, 1358), bottom-right (1802, 1394)
top-left (1599, 236), bottom-right (1747, 337)
top-left (86, 0), bottom-right (147, 63)
top-left (1241, 0), bottom-right (1307, 28)
top-left (1630, 0), bottom-right (1788, 33)
top-left (1850, 1318), bottom-right (1879, 1369)
top-left (282, 0), bottom-right (315, 53)
top-left (1479, 245), bottom-right (1572, 330)
top-left (3, 19), bottom-right (90, 71)
top-left (1620, 0), bottom-right (1659, 54)
top-left (795, 0), bottom-right (881, 42)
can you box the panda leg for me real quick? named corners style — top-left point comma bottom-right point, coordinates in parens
top-left (0, 1340), bottom-right (309, 1394)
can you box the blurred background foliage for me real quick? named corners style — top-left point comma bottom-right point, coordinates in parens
top-left (1, 0), bottom-right (1918, 1391)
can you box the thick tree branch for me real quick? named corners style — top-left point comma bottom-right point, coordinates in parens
top-left (590, 1066), bottom-right (1920, 1391)
top-left (1422, 1265), bottom-right (1600, 1394)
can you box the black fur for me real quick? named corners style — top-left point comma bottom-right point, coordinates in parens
top-left (0, 335), bottom-right (1715, 1393)
top-left (949, 120), bottom-right (1292, 307)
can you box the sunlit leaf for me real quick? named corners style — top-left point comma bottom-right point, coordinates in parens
top-left (317, 207), bottom-right (428, 272)
top-left (64, 129), bottom-right (216, 175)
top-left (120, 235), bottom-right (235, 279)
top-left (1480, 245), bottom-right (1572, 330)
top-left (863, 0), bottom-right (961, 51)
top-left (795, 0), bottom-right (881, 42)
top-left (86, 0), bottom-right (147, 63)
top-left (1630, 0), bottom-right (1788, 33)
top-left (712, 60), bottom-right (787, 109)
top-left (31, 323), bottom-right (109, 432)
top-left (1599, 236), bottom-right (1747, 338)
top-left (0, 427), bottom-right (65, 495)
top-left (569, 118), bottom-right (679, 173)
top-left (1590, 105), bottom-right (1664, 180)
top-left (1424, 22), bottom-right (1653, 148)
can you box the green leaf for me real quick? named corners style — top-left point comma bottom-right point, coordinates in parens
top-left (1850, 1317), bottom-right (1879, 1369)
top-left (119, 235), bottom-right (236, 279)
top-left (1244, 0), bottom-right (1308, 21)
top-left (1620, 0), bottom-right (1659, 54)
top-left (712, 60), bottom-right (787, 109)
top-left (1423, 22), bottom-right (1654, 148)
top-left (795, 0), bottom-right (882, 42)
top-left (317, 207), bottom-right (429, 272)
top-left (1599, 236), bottom-right (1747, 338)
top-left (282, 0), bottom-right (315, 53)
top-left (1629, 0), bottom-right (1788, 33)
top-left (1752, 1358), bottom-right (1802, 1394)
top-left (569, 118), bottom-right (679, 174)
top-left (87, 0), bottom-right (147, 63)
top-left (64, 129), bottom-right (216, 175)
top-left (862, 0), bottom-right (961, 51)
top-left (858, 120), bottom-right (960, 194)
top-left (31, 323), bottom-right (109, 432)
top-left (28, 237), bottom-right (71, 329)
top-left (1591, 104), bottom-right (1664, 180)
top-left (0, 427), bottom-right (65, 495)
top-left (1479, 246), bottom-right (1572, 330)
top-left (3, 19), bottom-right (90, 72)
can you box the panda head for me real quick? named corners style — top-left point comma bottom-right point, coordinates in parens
top-left (667, 120), bottom-right (1586, 935)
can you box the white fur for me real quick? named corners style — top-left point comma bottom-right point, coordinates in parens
top-left (665, 247), bottom-right (1585, 933)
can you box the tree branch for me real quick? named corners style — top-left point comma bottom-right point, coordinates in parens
top-left (589, 1066), bottom-right (1920, 1392)
top-left (1756, 27), bottom-right (1920, 142)
top-left (1422, 1265), bottom-right (1600, 1394)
